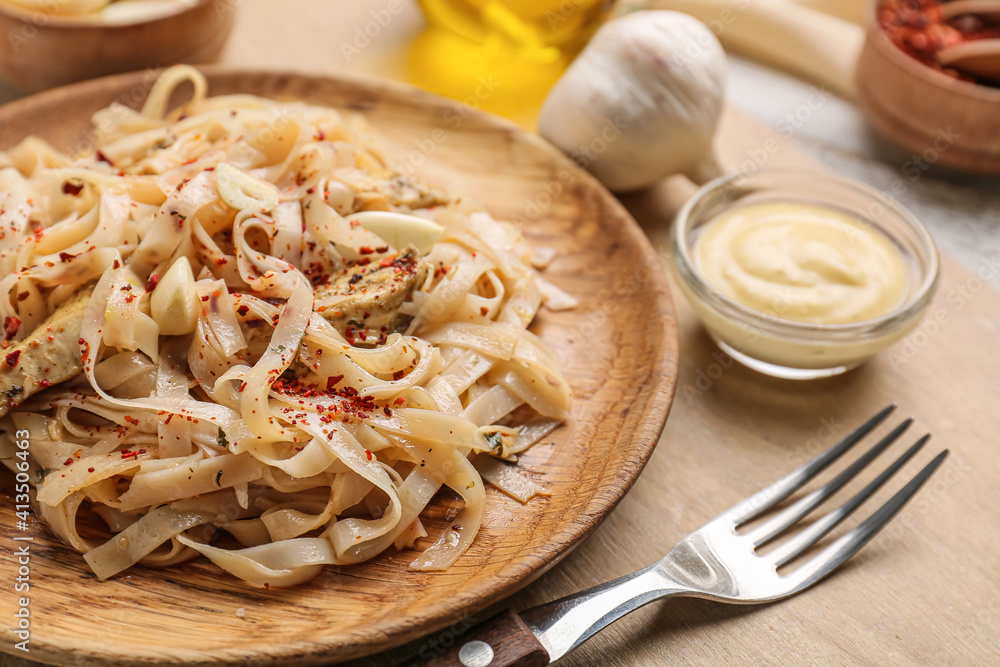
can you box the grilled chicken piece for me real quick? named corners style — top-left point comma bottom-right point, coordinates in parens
top-left (0, 285), bottom-right (94, 417)
top-left (314, 247), bottom-right (428, 342)
top-left (351, 175), bottom-right (451, 214)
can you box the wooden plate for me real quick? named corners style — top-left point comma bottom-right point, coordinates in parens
top-left (0, 68), bottom-right (678, 666)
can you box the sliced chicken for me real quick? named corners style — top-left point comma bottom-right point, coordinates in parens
top-left (351, 175), bottom-right (451, 213)
top-left (0, 285), bottom-right (94, 417)
top-left (314, 247), bottom-right (428, 343)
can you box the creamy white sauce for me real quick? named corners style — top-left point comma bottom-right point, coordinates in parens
top-left (694, 201), bottom-right (909, 325)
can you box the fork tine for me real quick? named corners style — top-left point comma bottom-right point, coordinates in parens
top-left (770, 434), bottom-right (930, 567)
top-left (786, 449), bottom-right (949, 590)
top-left (727, 404), bottom-right (897, 526)
top-left (749, 419), bottom-right (914, 547)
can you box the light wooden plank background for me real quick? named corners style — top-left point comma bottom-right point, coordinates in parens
top-left (2, 1), bottom-right (998, 665)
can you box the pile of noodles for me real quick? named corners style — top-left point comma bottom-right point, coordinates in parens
top-left (0, 66), bottom-right (574, 586)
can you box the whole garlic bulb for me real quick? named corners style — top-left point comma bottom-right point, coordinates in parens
top-left (538, 10), bottom-right (726, 192)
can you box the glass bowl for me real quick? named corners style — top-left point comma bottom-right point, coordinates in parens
top-left (670, 170), bottom-right (940, 380)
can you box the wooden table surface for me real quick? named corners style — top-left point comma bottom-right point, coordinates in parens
top-left (2, 2), bottom-right (998, 666)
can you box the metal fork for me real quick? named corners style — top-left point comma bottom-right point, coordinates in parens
top-left (405, 405), bottom-right (948, 667)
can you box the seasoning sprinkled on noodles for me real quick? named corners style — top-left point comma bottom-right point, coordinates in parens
top-left (0, 66), bottom-right (575, 586)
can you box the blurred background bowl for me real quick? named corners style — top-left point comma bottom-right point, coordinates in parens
top-left (855, 0), bottom-right (1000, 174)
top-left (0, 0), bottom-right (236, 92)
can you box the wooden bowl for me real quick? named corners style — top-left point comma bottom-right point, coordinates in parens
top-left (0, 68), bottom-right (679, 665)
top-left (855, 1), bottom-right (1000, 174)
top-left (0, 0), bottom-right (236, 92)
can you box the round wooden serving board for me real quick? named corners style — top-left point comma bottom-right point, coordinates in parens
top-left (0, 69), bottom-right (679, 665)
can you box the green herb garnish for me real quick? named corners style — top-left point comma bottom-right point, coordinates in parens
top-left (485, 432), bottom-right (504, 452)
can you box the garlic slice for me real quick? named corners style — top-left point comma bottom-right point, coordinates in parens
top-left (151, 256), bottom-right (199, 335)
top-left (345, 211), bottom-right (445, 254)
top-left (215, 163), bottom-right (280, 213)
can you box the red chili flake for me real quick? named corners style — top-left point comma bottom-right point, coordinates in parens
top-left (365, 450), bottom-right (373, 461)
top-left (306, 186), bottom-right (316, 194)
top-left (374, 246), bottom-right (389, 254)
top-left (124, 293), bottom-right (136, 304)
top-left (96, 150), bottom-right (113, 165)
top-left (87, 467), bottom-right (95, 473)
top-left (480, 307), bottom-right (489, 317)
top-left (392, 370), bottom-right (405, 381)
top-left (326, 375), bottom-right (344, 389)
top-left (145, 274), bottom-right (158, 292)
top-left (64, 458), bottom-right (73, 466)
top-left (113, 259), bottom-right (121, 269)
top-left (78, 337), bottom-right (86, 345)
top-left (237, 305), bottom-right (249, 316)
top-left (314, 129), bottom-right (325, 141)
top-left (349, 219), bottom-right (361, 228)
top-left (5, 350), bottom-right (20, 367)
top-left (201, 295), bottom-right (210, 302)
top-left (124, 416), bottom-right (140, 426)
top-left (263, 583), bottom-right (270, 589)
top-left (58, 251), bottom-right (76, 263)
top-left (16, 291), bottom-right (28, 302)
top-left (38, 380), bottom-right (51, 389)
top-left (383, 406), bottom-right (392, 417)
top-left (214, 257), bottom-right (228, 266)
top-left (3, 316), bottom-right (19, 339)
top-left (62, 181), bottom-right (84, 196)
top-left (359, 246), bottom-right (375, 255)
top-left (393, 397), bottom-right (405, 406)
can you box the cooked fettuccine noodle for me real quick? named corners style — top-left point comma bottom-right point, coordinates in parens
top-left (0, 66), bottom-right (574, 586)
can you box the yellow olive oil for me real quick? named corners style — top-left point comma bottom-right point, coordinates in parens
top-left (411, 0), bottom-right (614, 125)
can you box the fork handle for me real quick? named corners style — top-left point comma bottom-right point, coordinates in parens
top-left (397, 609), bottom-right (548, 667)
